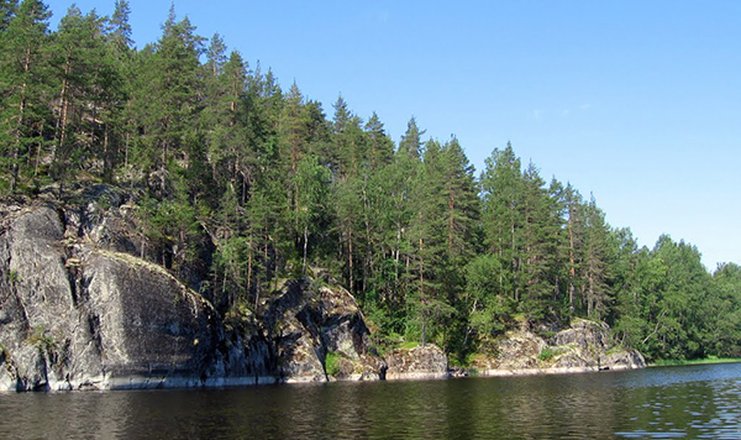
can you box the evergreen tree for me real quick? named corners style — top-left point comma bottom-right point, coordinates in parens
top-left (108, 0), bottom-right (132, 49)
top-left (581, 196), bottom-right (613, 320)
top-left (48, 7), bottom-right (119, 179)
top-left (364, 112), bottom-right (394, 169)
top-left (480, 143), bottom-right (523, 306)
top-left (0, 0), bottom-right (18, 31)
top-left (142, 10), bottom-right (204, 194)
top-left (398, 116), bottom-right (424, 160)
top-left (0, 0), bottom-right (51, 192)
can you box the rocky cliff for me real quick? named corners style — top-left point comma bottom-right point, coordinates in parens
top-left (0, 187), bottom-right (384, 391)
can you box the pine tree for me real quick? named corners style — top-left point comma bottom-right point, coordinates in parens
top-left (331, 95), bottom-right (366, 177)
top-left (561, 183), bottom-right (585, 314)
top-left (398, 116), bottom-right (424, 160)
top-left (581, 195), bottom-right (612, 320)
top-left (145, 10), bottom-right (204, 194)
top-left (48, 7), bottom-right (119, 179)
top-left (480, 143), bottom-right (523, 305)
top-left (364, 112), bottom-right (394, 169)
top-left (0, 0), bottom-right (51, 192)
top-left (108, 0), bottom-right (132, 49)
top-left (404, 137), bottom-right (479, 348)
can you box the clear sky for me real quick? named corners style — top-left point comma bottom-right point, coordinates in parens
top-left (45, 0), bottom-right (741, 270)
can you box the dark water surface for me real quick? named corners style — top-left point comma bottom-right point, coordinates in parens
top-left (0, 363), bottom-right (738, 439)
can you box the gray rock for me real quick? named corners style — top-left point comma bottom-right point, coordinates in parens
top-left (0, 204), bottom-right (225, 391)
top-left (385, 344), bottom-right (448, 380)
top-left (82, 251), bottom-right (218, 383)
top-left (604, 348), bottom-right (646, 370)
top-left (553, 318), bottom-right (610, 349)
top-left (264, 278), bottom-right (382, 383)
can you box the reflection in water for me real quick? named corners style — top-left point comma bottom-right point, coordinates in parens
top-left (0, 363), bottom-right (738, 439)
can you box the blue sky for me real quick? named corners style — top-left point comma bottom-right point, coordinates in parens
top-left (45, 1), bottom-right (740, 270)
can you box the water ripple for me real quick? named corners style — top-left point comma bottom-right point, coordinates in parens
top-left (0, 363), bottom-right (738, 439)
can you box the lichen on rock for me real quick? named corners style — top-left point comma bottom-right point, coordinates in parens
top-left (385, 344), bottom-right (448, 380)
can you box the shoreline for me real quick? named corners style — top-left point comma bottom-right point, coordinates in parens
top-left (473, 364), bottom-right (640, 377)
top-left (649, 357), bottom-right (741, 368)
top-left (0, 363), bottom-right (650, 393)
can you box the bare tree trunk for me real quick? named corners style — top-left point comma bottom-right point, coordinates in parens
top-left (568, 213), bottom-right (576, 314)
top-left (103, 125), bottom-right (110, 181)
top-left (447, 190), bottom-right (455, 254)
top-left (10, 90), bottom-right (26, 192)
top-left (124, 132), bottom-right (130, 168)
top-left (55, 65), bottom-right (71, 163)
top-left (348, 231), bottom-right (354, 293)
top-left (302, 225), bottom-right (308, 274)
top-left (247, 244), bottom-right (253, 298)
top-left (419, 237), bottom-right (425, 345)
top-left (161, 139), bottom-right (168, 192)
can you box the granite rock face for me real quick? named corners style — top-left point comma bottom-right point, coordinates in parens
top-left (0, 205), bottom-right (222, 390)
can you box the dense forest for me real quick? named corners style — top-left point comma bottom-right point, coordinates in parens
top-left (1, 0), bottom-right (738, 363)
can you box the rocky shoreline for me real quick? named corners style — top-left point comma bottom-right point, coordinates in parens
top-left (0, 188), bottom-right (644, 393)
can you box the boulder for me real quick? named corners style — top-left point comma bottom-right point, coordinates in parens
top-left (263, 277), bottom-right (383, 383)
top-left (603, 348), bottom-right (646, 370)
top-left (81, 250), bottom-right (220, 388)
top-left (385, 344), bottom-right (448, 380)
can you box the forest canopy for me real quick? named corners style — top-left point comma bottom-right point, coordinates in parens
top-left (1, 0), bottom-right (738, 362)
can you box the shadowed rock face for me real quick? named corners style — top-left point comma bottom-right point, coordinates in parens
top-left (83, 252), bottom-right (218, 380)
top-left (264, 278), bottom-right (382, 383)
top-left (0, 189), bottom-right (383, 392)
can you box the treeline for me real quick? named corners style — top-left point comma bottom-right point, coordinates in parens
top-left (1, 1), bottom-right (738, 361)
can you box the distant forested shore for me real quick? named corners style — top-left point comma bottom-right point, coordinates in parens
top-left (1, 1), bottom-right (738, 363)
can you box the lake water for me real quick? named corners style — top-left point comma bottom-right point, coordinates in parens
top-left (0, 363), bottom-right (738, 439)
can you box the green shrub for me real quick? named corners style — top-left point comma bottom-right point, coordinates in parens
top-left (398, 340), bottom-right (420, 350)
top-left (325, 351), bottom-right (341, 377)
top-left (538, 347), bottom-right (557, 362)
